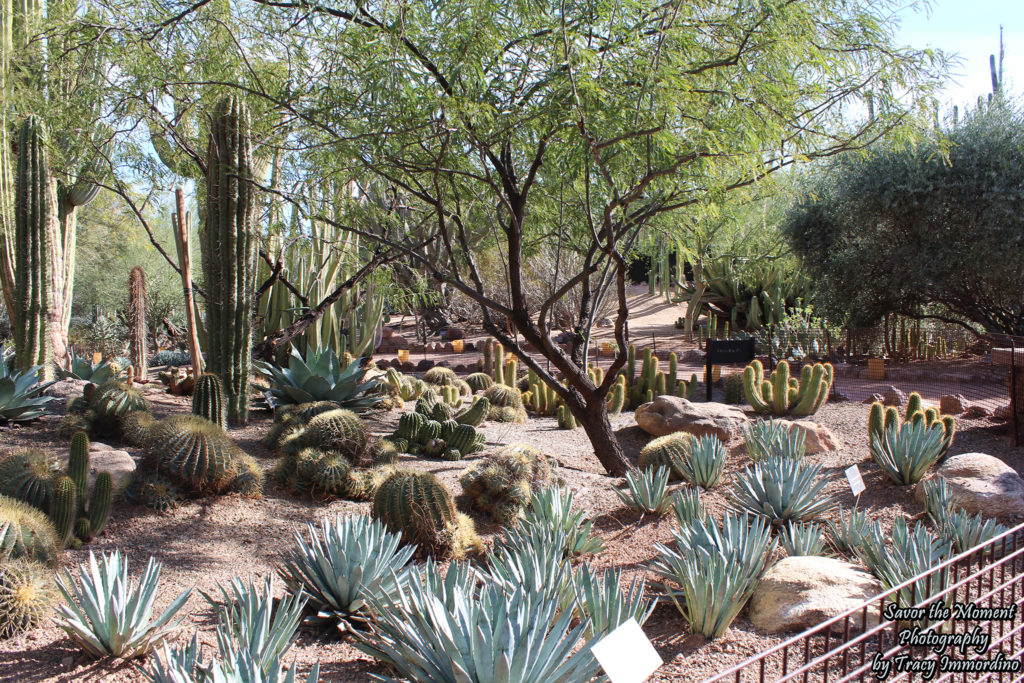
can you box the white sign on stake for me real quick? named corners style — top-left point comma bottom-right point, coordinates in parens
top-left (590, 618), bottom-right (663, 683)
top-left (845, 464), bottom-right (866, 497)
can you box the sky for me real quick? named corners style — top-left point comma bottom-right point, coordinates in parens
top-left (896, 0), bottom-right (1023, 108)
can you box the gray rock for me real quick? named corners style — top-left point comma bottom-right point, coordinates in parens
top-left (914, 452), bottom-right (1024, 519)
top-left (58, 444), bottom-right (136, 494)
top-left (42, 379), bottom-right (88, 414)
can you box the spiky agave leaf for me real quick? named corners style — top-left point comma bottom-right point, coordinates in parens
top-left (0, 363), bottom-right (57, 423)
top-left (936, 509), bottom-right (1007, 554)
top-left (614, 466), bottom-right (673, 515)
top-left (276, 514), bottom-right (415, 631)
top-left (743, 419), bottom-right (806, 461)
top-left (255, 346), bottom-right (383, 412)
top-left (779, 521), bottom-right (828, 556)
top-left (869, 420), bottom-right (945, 486)
top-left (519, 487), bottom-right (605, 558)
top-left (729, 455), bottom-right (835, 525)
top-left (572, 564), bottom-right (657, 640)
top-left (678, 435), bottom-right (726, 489)
top-left (826, 507), bottom-right (876, 556)
top-left (54, 550), bottom-right (192, 658)
top-left (671, 487), bottom-right (705, 528)
top-left (354, 561), bottom-right (602, 683)
top-left (483, 525), bottom-right (577, 613)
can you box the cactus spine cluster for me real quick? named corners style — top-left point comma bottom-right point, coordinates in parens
top-left (202, 94), bottom-right (257, 425)
top-left (128, 266), bottom-right (148, 379)
top-left (459, 444), bottom-right (557, 525)
top-left (0, 495), bottom-right (60, 563)
top-left (385, 397), bottom-right (485, 459)
top-left (639, 433), bottom-right (695, 481)
top-left (12, 116), bottom-right (53, 375)
top-left (192, 373), bottom-right (227, 429)
top-left (868, 392), bottom-right (956, 456)
top-left (743, 359), bottom-right (834, 417)
top-left (372, 469), bottom-right (482, 559)
top-left (0, 559), bottom-right (58, 640)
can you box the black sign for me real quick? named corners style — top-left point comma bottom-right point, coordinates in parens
top-left (705, 338), bottom-right (756, 401)
top-left (706, 338), bottom-right (756, 365)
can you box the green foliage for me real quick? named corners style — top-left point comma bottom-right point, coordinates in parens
top-left (730, 456), bottom-right (835, 525)
top-left (459, 445), bottom-right (557, 525)
top-left (678, 435), bottom-right (727, 490)
top-left (192, 373), bottom-right (227, 429)
top-left (614, 466), bottom-right (673, 516)
top-left (827, 507), bottom-right (876, 556)
top-left (0, 357), bottom-right (56, 422)
top-left (353, 560), bottom-right (603, 683)
top-left (572, 564), bottom-right (657, 640)
top-left (0, 558), bottom-right (58, 640)
top-left (744, 419), bottom-right (806, 461)
top-left (672, 487), bottom-right (705, 528)
top-left (203, 95), bottom-right (257, 425)
top-left (256, 346), bottom-right (384, 411)
top-left (520, 487), bottom-right (605, 558)
top-left (55, 550), bottom-right (192, 658)
top-left (869, 420), bottom-right (945, 486)
top-left (59, 355), bottom-right (118, 383)
top-left (779, 522), bottom-right (828, 557)
top-left (785, 100), bottom-right (1024, 334)
top-left (650, 513), bottom-right (775, 638)
top-left (0, 494), bottom-right (60, 563)
top-left (277, 513), bottom-right (414, 631)
top-left (0, 449), bottom-right (57, 511)
top-left (855, 519), bottom-right (951, 618)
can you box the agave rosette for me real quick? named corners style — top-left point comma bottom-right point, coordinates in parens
top-left (0, 352), bottom-right (57, 422)
top-left (255, 346), bottom-right (384, 410)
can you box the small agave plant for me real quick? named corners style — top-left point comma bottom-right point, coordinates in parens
top-left (276, 514), bottom-right (415, 631)
top-left (614, 466), bottom-right (673, 516)
top-left (518, 487), bottom-right (605, 558)
top-left (0, 348), bottom-right (56, 423)
top-left (255, 346), bottom-right (384, 411)
top-left (355, 560), bottom-right (603, 683)
top-left (59, 354), bottom-right (119, 383)
top-left (54, 550), bottom-right (192, 659)
top-left (483, 526), bottom-right (578, 612)
top-left (572, 564), bottom-right (657, 639)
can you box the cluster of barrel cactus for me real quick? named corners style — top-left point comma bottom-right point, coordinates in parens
top-left (481, 383), bottom-right (528, 423)
top-left (868, 392), bottom-right (956, 457)
top-left (0, 432), bottom-right (113, 548)
top-left (617, 346), bottom-right (697, 410)
top-left (422, 366), bottom-right (471, 397)
top-left (384, 409), bottom-right (485, 461)
top-left (0, 494), bottom-right (60, 564)
top-left (459, 444), bottom-right (558, 525)
top-left (372, 468), bottom-right (483, 560)
top-left (60, 377), bottom-right (152, 440)
top-left (638, 433), bottom-right (695, 481)
top-left (380, 368), bottom-right (428, 407)
top-left (743, 359), bottom-right (833, 417)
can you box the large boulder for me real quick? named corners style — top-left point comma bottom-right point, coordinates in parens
top-left (749, 557), bottom-right (884, 634)
top-left (775, 420), bottom-right (840, 454)
top-left (914, 453), bottom-right (1024, 519)
top-left (939, 394), bottom-right (969, 415)
top-left (634, 396), bottom-right (748, 442)
top-left (58, 442), bottom-right (136, 494)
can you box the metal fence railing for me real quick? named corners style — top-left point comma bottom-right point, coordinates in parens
top-left (702, 522), bottom-right (1024, 683)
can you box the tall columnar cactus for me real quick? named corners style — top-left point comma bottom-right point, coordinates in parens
top-left (202, 95), bottom-right (257, 425)
top-left (50, 475), bottom-right (76, 547)
top-left (743, 360), bottom-right (834, 417)
top-left (68, 431), bottom-right (90, 504)
top-left (13, 116), bottom-right (53, 375)
top-left (192, 373), bottom-right (227, 429)
top-left (128, 266), bottom-right (148, 379)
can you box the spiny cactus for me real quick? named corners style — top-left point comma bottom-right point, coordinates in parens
top-left (0, 559), bottom-right (58, 640)
top-left (465, 372), bottom-right (494, 393)
top-left (868, 392), bottom-right (955, 458)
top-left (90, 380), bottom-right (151, 437)
top-left (0, 494), bottom-right (60, 563)
top-left (294, 409), bottom-right (369, 463)
top-left (13, 116), bottom-right (53, 375)
top-left (386, 407), bottom-right (484, 460)
top-left (87, 472), bottom-right (113, 538)
top-left (606, 378), bottom-right (626, 417)
top-left (157, 366), bottom-right (195, 396)
top-left (438, 385), bottom-right (462, 407)
top-left (203, 94), bottom-right (257, 425)
top-left (557, 404), bottom-right (578, 430)
top-left (191, 373), bottom-right (227, 429)
top-left (128, 267), bottom-right (148, 380)
top-left (263, 401), bottom-right (337, 451)
top-left (120, 411), bottom-right (155, 448)
top-left (616, 346), bottom-right (696, 408)
top-left (482, 383), bottom-right (528, 423)
top-left (146, 415), bottom-right (240, 494)
top-left (0, 449), bottom-right (57, 511)
top-left (459, 444), bottom-right (557, 525)
top-left (639, 433), bottom-right (695, 481)
top-left (131, 476), bottom-right (181, 513)
top-left (527, 374), bottom-right (561, 417)
top-left (724, 373), bottom-right (745, 404)
top-left (455, 396), bottom-right (489, 427)
top-left (68, 432), bottom-right (90, 504)
top-left (422, 366), bottom-right (457, 386)
top-left (372, 469), bottom-right (481, 560)
top-left (50, 476), bottom-right (76, 547)
top-left (743, 359), bottom-right (833, 417)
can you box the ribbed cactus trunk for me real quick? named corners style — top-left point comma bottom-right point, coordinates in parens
top-left (13, 116), bottom-right (54, 377)
top-left (128, 266), bottom-right (148, 379)
top-left (0, 0), bottom-right (15, 319)
top-left (202, 95), bottom-right (256, 424)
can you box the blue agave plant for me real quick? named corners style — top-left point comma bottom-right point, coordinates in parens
top-left (58, 354), bottom-right (119, 383)
top-left (255, 346), bottom-right (384, 411)
top-left (0, 349), bottom-right (56, 423)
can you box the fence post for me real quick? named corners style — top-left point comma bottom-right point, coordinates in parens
top-left (1013, 337), bottom-right (1020, 447)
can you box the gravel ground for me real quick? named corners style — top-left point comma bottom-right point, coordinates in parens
top-left (0, 380), bottom-right (1021, 683)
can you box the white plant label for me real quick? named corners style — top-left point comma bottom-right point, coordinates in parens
top-left (845, 464), bottom-right (866, 497)
top-left (590, 618), bottom-right (663, 683)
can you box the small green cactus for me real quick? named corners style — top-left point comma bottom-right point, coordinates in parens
top-left (192, 373), bottom-right (227, 429)
top-left (119, 411), bottom-right (155, 447)
top-left (87, 472), bottom-right (113, 537)
top-left (73, 517), bottom-right (92, 542)
top-left (743, 360), bottom-right (834, 417)
top-left (724, 373), bottom-right (745, 404)
top-left (455, 396), bottom-right (489, 427)
top-left (50, 476), bottom-right (77, 547)
top-left (422, 366), bottom-right (457, 386)
top-left (68, 432), bottom-right (90, 504)
top-left (297, 409), bottom-right (369, 463)
top-left (147, 415), bottom-right (241, 494)
top-left (639, 433), bottom-right (695, 481)
top-left (372, 469), bottom-right (482, 559)
top-left (459, 444), bottom-right (557, 525)
top-left (0, 495), bottom-right (60, 563)
top-left (556, 404), bottom-right (578, 429)
top-left (606, 379), bottom-right (626, 417)
top-left (483, 384), bottom-right (527, 423)
top-left (89, 380), bottom-right (151, 437)
top-left (465, 372), bottom-right (494, 393)
top-left (0, 449), bottom-right (57, 512)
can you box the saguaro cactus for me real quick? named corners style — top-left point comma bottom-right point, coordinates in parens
top-left (202, 95), bottom-right (257, 424)
top-left (128, 266), bottom-right (148, 379)
top-left (13, 116), bottom-right (53, 376)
